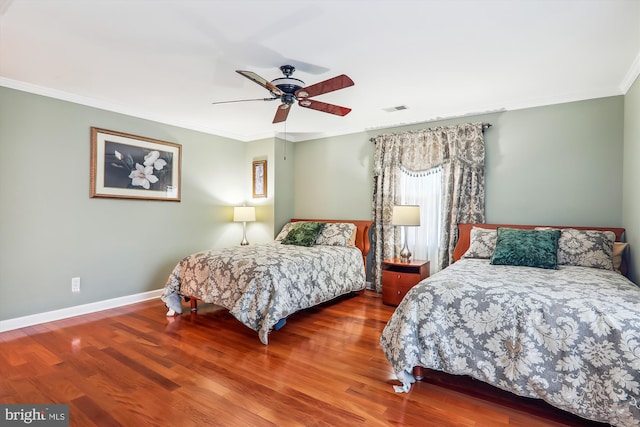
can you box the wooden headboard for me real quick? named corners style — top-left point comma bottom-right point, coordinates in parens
top-left (290, 219), bottom-right (373, 266)
top-left (454, 223), bottom-right (627, 273)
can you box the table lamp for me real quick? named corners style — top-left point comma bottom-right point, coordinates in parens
top-left (392, 205), bottom-right (420, 262)
top-left (233, 206), bottom-right (256, 246)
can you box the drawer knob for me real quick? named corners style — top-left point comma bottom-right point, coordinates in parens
top-left (397, 290), bottom-right (401, 295)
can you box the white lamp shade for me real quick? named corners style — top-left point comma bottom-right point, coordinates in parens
top-left (233, 206), bottom-right (256, 222)
top-left (392, 205), bottom-right (420, 226)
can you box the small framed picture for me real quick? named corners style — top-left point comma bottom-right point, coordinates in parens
top-left (252, 160), bottom-right (267, 198)
top-left (90, 127), bottom-right (181, 201)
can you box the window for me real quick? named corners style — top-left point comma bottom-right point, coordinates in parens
top-left (398, 166), bottom-right (442, 273)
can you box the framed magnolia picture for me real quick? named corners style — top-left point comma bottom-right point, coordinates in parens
top-left (252, 160), bottom-right (267, 198)
top-left (90, 127), bottom-right (182, 201)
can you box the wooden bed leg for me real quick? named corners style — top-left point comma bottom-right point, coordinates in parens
top-left (413, 366), bottom-right (424, 381)
top-left (190, 298), bottom-right (198, 312)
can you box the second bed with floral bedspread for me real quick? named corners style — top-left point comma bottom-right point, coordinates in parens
top-left (162, 241), bottom-right (365, 344)
top-left (380, 258), bottom-right (640, 426)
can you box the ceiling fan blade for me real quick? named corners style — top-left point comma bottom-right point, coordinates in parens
top-left (295, 74), bottom-right (354, 99)
top-left (273, 104), bottom-right (291, 123)
top-left (236, 70), bottom-right (283, 96)
top-left (298, 99), bottom-right (351, 116)
top-left (212, 97), bottom-right (278, 105)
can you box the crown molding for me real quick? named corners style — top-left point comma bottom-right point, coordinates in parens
top-left (0, 77), bottom-right (252, 141)
top-left (620, 51), bottom-right (640, 93)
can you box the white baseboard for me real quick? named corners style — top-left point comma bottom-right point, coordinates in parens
top-left (0, 289), bottom-right (163, 333)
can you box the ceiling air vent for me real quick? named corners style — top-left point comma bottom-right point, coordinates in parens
top-left (383, 105), bottom-right (408, 112)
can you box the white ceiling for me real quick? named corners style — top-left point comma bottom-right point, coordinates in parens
top-left (1, 0), bottom-right (639, 142)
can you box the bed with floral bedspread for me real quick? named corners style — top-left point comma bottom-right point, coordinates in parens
top-left (162, 220), bottom-right (370, 344)
top-left (380, 225), bottom-right (640, 426)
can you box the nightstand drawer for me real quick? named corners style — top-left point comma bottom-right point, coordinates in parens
top-left (382, 277), bottom-right (419, 306)
top-left (382, 270), bottom-right (421, 287)
top-left (381, 259), bottom-right (430, 306)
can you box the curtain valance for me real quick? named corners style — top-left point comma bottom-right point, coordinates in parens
top-left (372, 123), bottom-right (485, 176)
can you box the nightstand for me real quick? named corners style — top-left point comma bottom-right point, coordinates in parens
top-left (381, 259), bottom-right (430, 306)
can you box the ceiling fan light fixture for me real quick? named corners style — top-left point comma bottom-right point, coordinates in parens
top-left (297, 90), bottom-right (309, 98)
top-left (300, 100), bottom-right (311, 107)
top-left (271, 77), bottom-right (305, 94)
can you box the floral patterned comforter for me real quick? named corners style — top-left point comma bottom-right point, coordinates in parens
top-left (380, 258), bottom-right (640, 426)
top-left (162, 242), bottom-right (365, 344)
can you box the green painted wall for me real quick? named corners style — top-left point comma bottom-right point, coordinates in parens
top-left (244, 138), bottom-right (275, 244)
top-left (293, 132), bottom-right (374, 220)
top-left (0, 87), bottom-right (249, 321)
top-left (273, 138), bottom-right (296, 235)
top-left (293, 96), bottom-right (625, 278)
top-left (485, 98), bottom-right (624, 225)
top-left (623, 76), bottom-right (640, 283)
top-left (294, 96), bottom-right (623, 228)
top-left (0, 87), bottom-right (632, 323)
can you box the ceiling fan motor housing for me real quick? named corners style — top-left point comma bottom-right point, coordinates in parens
top-left (280, 64), bottom-right (296, 76)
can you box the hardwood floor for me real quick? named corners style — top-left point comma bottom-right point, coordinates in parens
top-left (0, 291), bottom-right (607, 427)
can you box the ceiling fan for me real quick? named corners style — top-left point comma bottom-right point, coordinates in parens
top-left (213, 65), bottom-right (354, 123)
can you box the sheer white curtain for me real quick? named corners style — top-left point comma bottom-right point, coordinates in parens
top-left (399, 166), bottom-right (442, 274)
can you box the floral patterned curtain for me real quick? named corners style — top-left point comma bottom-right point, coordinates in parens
top-left (371, 122), bottom-right (486, 291)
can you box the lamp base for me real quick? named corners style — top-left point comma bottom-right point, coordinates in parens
top-left (399, 241), bottom-right (412, 263)
top-left (240, 222), bottom-right (249, 246)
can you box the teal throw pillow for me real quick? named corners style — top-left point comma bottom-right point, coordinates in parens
top-left (490, 228), bottom-right (561, 269)
top-left (281, 222), bottom-right (326, 247)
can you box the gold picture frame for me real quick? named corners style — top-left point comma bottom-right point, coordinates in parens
top-left (90, 127), bottom-right (181, 201)
top-left (252, 160), bottom-right (267, 198)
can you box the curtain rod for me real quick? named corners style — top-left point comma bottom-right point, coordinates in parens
top-left (370, 122), bottom-right (493, 141)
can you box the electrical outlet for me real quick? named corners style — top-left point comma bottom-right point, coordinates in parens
top-left (71, 277), bottom-right (81, 293)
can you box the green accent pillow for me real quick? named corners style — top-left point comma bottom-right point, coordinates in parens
top-left (280, 222), bottom-right (326, 247)
top-left (490, 228), bottom-right (561, 269)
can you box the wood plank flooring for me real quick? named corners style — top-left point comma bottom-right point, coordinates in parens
top-left (0, 291), bottom-right (607, 426)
